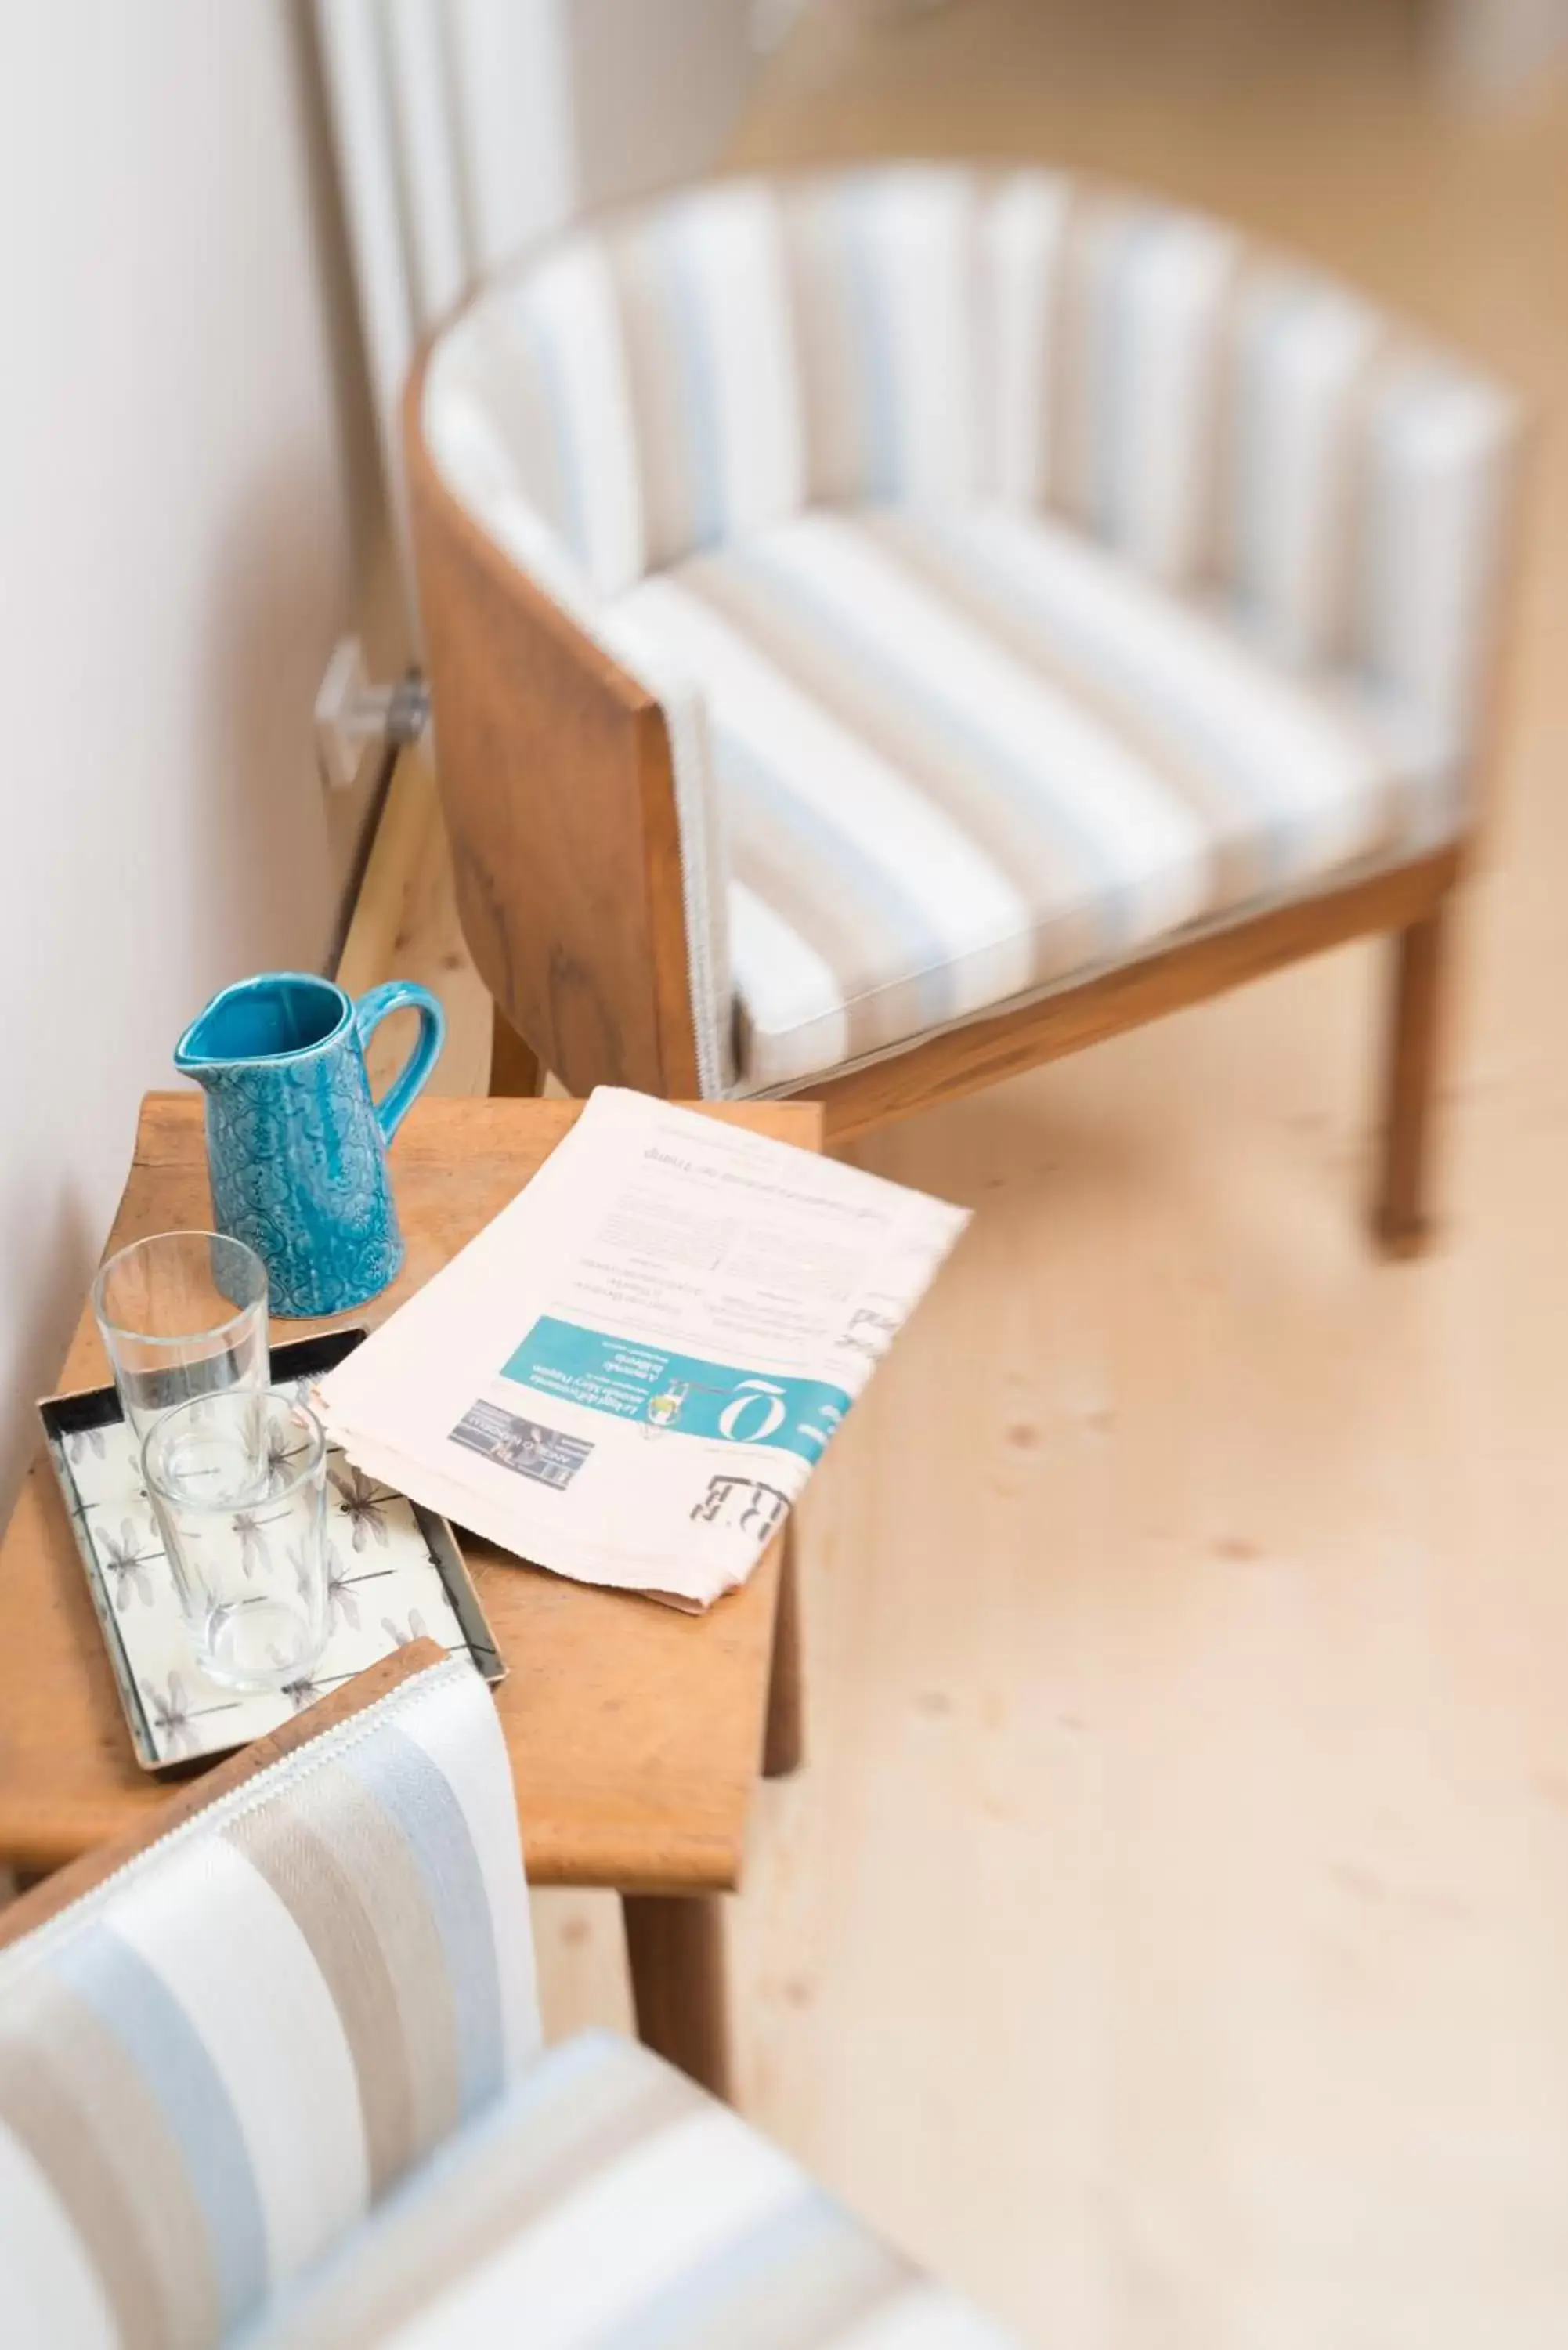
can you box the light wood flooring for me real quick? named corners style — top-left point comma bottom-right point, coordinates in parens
top-left (357, 8), bottom-right (1568, 2341)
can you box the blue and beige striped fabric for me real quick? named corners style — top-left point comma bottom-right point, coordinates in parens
top-left (422, 164), bottom-right (1519, 1094)
top-left (243, 2031), bottom-right (1019, 2350)
top-left (0, 1662), bottom-right (1019, 2349)
top-left (615, 503), bottom-right (1451, 1090)
top-left (0, 1656), bottom-right (540, 2350)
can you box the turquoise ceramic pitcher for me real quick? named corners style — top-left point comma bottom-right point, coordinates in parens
top-left (175, 973), bottom-right (446, 1318)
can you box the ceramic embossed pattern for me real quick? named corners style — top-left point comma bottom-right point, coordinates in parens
top-left (175, 973), bottom-right (445, 1318)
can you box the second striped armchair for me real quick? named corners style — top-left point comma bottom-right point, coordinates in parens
top-left (0, 1644), bottom-right (1017, 2348)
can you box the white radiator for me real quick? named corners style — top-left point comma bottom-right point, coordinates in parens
top-left (314, 0), bottom-right (760, 592)
top-left (315, 0), bottom-right (576, 569)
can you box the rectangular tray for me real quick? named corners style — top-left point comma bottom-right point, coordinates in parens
top-left (39, 1327), bottom-right (504, 1773)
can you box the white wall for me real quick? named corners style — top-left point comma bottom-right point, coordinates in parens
top-left (0, 2), bottom-right (374, 1513)
top-left (1434, 0), bottom-right (1568, 91)
top-left (569, 0), bottom-right (759, 213)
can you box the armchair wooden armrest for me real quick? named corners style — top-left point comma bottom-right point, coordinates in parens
top-left (405, 349), bottom-right (700, 1099)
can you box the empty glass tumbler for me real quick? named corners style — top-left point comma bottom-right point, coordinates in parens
top-left (92, 1230), bottom-right (269, 1446)
top-left (143, 1389), bottom-right (329, 1691)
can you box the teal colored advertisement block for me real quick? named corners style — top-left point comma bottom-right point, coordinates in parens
top-left (500, 1315), bottom-right (852, 1464)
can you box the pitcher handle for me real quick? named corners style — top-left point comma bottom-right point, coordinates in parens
top-left (353, 982), bottom-right (446, 1143)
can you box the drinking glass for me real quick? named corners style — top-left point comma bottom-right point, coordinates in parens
top-left (143, 1389), bottom-right (329, 1691)
top-left (92, 1231), bottom-right (269, 1446)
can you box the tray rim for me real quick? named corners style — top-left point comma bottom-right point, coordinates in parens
top-left (38, 1325), bottom-right (505, 1774)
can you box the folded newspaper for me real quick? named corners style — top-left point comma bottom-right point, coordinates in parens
top-left (317, 1088), bottom-right (969, 1609)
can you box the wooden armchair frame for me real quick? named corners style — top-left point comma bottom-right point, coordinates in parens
top-left (406, 349), bottom-right (1517, 1255)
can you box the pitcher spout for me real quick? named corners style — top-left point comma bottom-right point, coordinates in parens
top-left (172, 1011), bottom-right (227, 1083)
top-left (175, 974), bottom-right (352, 1079)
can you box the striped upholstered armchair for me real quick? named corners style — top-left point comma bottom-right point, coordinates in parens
top-left (0, 1644), bottom-right (1014, 2348)
top-left (409, 164), bottom-right (1519, 1246)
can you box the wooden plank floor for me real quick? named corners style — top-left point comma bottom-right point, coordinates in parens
top-left (335, 740), bottom-right (495, 1100)
top-left (361, 9), bottom-right (1568, 2340)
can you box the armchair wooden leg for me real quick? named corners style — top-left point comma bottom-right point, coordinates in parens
top-left (1372, 901), bottom-right (1452, 1257)
top-left (490, 1003), bottom-right (541, 1099)
top-left (761, 1517), bottom-right (805, 1779)
top-left (622, 1892), bottom-right (732, 2099)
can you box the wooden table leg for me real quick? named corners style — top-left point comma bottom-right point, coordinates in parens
top-left (490, 1003), bottom-right (541, 1099)
top-left (762, 1517), bottom-right (804, 1779)
top-left (622, 1891), bottom-right (732, 2099)
top-left (1372, 900), bottom-right (1451, 1256)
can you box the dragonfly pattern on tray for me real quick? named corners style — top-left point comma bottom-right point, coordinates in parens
top-left (141, 1670), bottom-right (241, 1761)
top-left (328, 1463), bottom-right (403, 1552)
top-left (51, 1429), bottom-right (479, 1769)
top-left (97, 1513), bottom-right (164, 1611)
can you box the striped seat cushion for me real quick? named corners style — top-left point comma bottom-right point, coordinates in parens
top-left (422, 164), bottom-right (1519, 1097)
top-left (0, 1657), bottom-right (539, 2350)
top-left (609, 503), bottom-right (1455, 1091)
top-left (243, 2030), bottom-right (1020, 2349)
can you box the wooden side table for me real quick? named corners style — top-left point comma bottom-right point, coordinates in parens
top-left (0, 1093), bottom-right (819, 2095)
